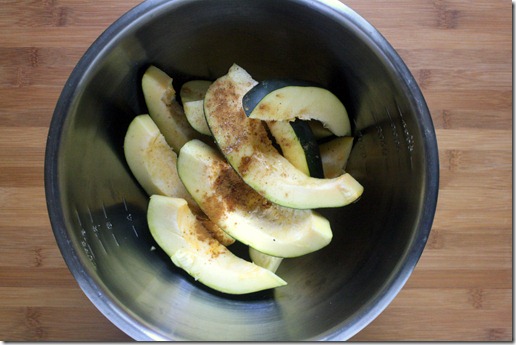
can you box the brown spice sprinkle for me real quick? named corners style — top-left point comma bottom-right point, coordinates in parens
top-left (205, 75), bottom-right (273, 160)
top-left (238, 155), bottom-right (252, 176)
top-left (219, 163), bottom-right (271, 212)
top-left (200, 159), bottom-right (228, 225)
top-left (190, 218), bottom-right (228, 259)
top-left (258, 102), bottom-right (271, 113)
top-left (203, 158), bottom-right (274, 224)
top-left (202, 67), bottom-right (311, 222)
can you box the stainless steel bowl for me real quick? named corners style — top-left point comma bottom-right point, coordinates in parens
top-left (45, 0), bottom-right (439, 341)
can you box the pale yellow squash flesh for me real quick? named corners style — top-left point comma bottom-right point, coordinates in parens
top-left (123, 114), bottom-right (192, 200)
top-left (249, 247), bottom-right (283, 273)
top-left (142, 65), bottom-right (204, 152)
top-left (247, 86), bottom-right (351, 137)
top-left (267, 120), bottom-right (310, 175)
top-left (180, 80), bottom-right (212, 136)
top-left (177, 139), bottom-right (333, 258)
top-left (147, 195), bottom-right (286, 295)
top-left (320, 136), bottom-right (354, 178)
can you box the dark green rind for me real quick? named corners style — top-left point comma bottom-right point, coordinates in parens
top-left (289, 119), bottom-right (325, 179)
top-left (242, 79), bottom-right (317, 117)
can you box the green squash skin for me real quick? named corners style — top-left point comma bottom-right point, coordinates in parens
top-left (241, 78), bottom-right (351, 137)
top-left (289, 119), bottom-right (325, 178)
top-left (242, 79), bottom-right (317, 117)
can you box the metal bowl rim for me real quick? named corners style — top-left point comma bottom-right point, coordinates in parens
top-left (44, 0), bottom-right (439, 340)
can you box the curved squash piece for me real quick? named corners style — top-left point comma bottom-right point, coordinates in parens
top-left (147, 195), bottom-right (286, 295)
top-left (242, 79), bottom-right (351, 136)
top-left (320, 136), bottom-right (354, 178)
top-left (177, 139), bottom-right (333, 258)
top-left (123, 114), bottom-right (194, 200)
top-left (203, 64), bottom-right (363, 209)
top-left (267, 119), bottom-right (324, 178)
top-left (180, 80), bottom-right (212, 136)
top-left (249, 247), bottom-right (283, 273)
top-left (142, 65), bottom-right (204, 152)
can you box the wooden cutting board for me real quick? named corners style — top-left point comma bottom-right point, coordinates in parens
top-left (0, 0), bottom-right (511, 341)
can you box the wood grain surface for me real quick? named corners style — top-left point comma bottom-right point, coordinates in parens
top-left (0, 0), bottom-right (512, 341)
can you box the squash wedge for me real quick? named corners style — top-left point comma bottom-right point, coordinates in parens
top-left (242, 79), bottom-right (351, 136)
top-left (180, 80), bottom-right (212, 136)
top-left (267, 119), bottom-right (324, 178)
top-left (147, 195), bottom-right (286, 294)
top-left (177, 139), bottom-right (333, 258)
top-left (142, 65), bottom-right (205, 152)
top-left (320, 136), bottom-right (354, 178)
top-left (124, 114), bottom-right (191, 200)
top-left (203, 64), bottom-right (363, 209)
top-left (249, 247), bottom-right (283, 273)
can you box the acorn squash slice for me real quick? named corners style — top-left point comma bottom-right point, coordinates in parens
top-left (147, 195), bottom-right (286, 294)
top-left (267, 119), bottom-right (324, 178)
top-left (320, 136), bottom-right (354, 179)
top-left (124, 114), bottom-right (191, 200)
top-left (180, 80), bottom-right (212, 136)
top-left (249, 247), bottom-right (283, 273)
top-left (242, 79), bottom-right (351, 137)
top-left (177, 139), bottom-right (333, 258)
top-left (203, 64), bottom-right (363, 209)
top-left (142, 65), bottom-right (205, 152)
